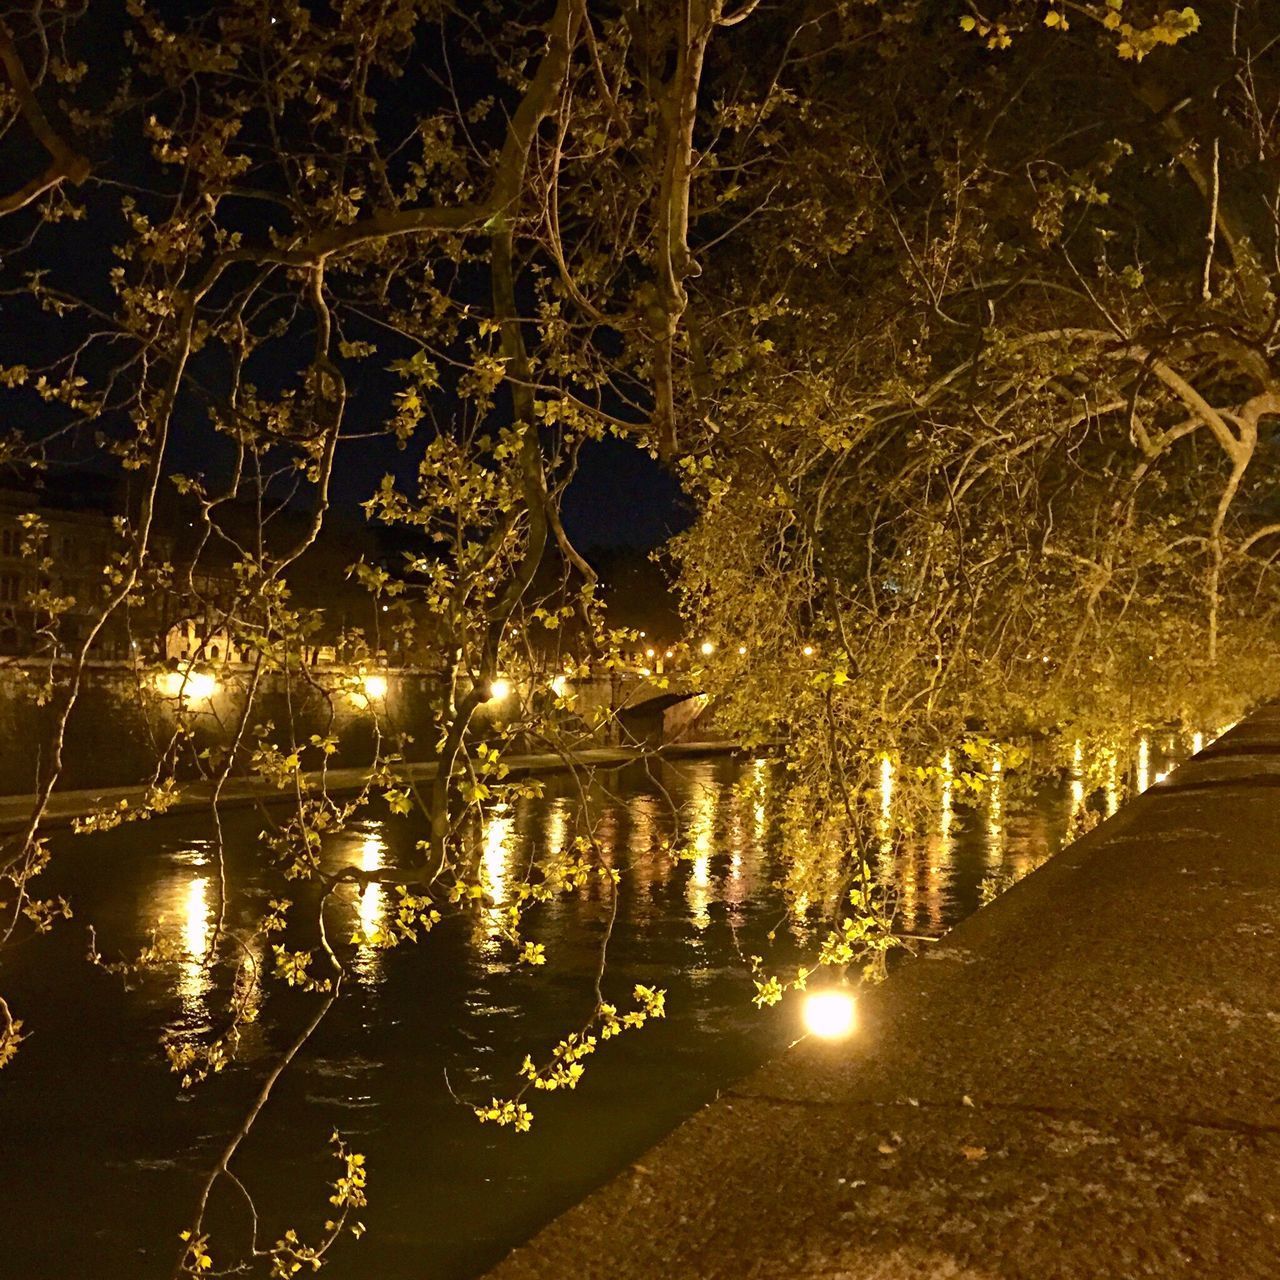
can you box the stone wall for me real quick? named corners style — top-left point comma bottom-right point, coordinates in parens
top-left (0, 666), bottom-right (705, 794)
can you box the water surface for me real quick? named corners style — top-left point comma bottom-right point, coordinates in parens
top-left (0, 746), bottom-right (1178, 1278)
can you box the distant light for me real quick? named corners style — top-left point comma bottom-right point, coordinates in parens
top-left (361, 673), bottom-right (388, 699)
top-left (803, 989), bottom-right (856, 1040)
top-left (700, 640), bottom-right (715, 656)
top-left (645, 648), bottom-right (656, 659)
top-left (665, 649), bottom-right (674, 659)
top-left (802, 644), bottom-right (814, 658)
top-left (638, 630), bottom-right (646, 638)
top-left (738, 644), bottom-right (747, 656)
top-left (381, 604), bottom-right (389, 613)
top-left (157, 668), bottom-right (217, 703)
top-left (488, 678), bottom-right (511, 702)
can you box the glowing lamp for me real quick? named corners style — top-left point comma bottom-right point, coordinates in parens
top-left (157, 668), bottom-right (218, 703)
top-left (488, 678), bottom-right (511, 702)
top-left (185, 671), bottom-right (218, 701)
top-left (700, 640), bottom-right (715, 656)
top-left (803, 989), bottom-right (856, 1040)
top-left (738, 645), bottom-right (747, 656)
top-left (802, 644), bottom-right (814, 658)
top-left (361, 673), bottom-right (388, 699)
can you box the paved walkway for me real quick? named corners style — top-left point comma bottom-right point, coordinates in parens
top-left (0, 741), bottom-right (743, 835)
top-left (487, 707), bottom-right (1280, 1279)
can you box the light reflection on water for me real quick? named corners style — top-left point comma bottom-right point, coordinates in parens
top-left (178, 871), bottom-right (212, 1013)
top-left (355, 830), bottom-right (386, 978)
top-left (0, 741), bottom-right (1196, 1279)
top-left (480, 807), bottom-right (515, 954)
top-left (683, 783), bottom-right (716, 933)
top-left (148, 734), bottom-right (1192, 1049)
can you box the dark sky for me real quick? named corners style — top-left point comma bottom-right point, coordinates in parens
top-left (2, 2), bottom-right (692, 557)
top-left (558, 437), bottom-right (689, 550)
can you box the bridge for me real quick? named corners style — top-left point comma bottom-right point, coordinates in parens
top-left (557, 672), bottom-right (712, 745)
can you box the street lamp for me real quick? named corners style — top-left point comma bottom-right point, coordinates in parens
top-left (700, 640), bottom-right (715, 656)
top-left (487, 677), bottom-right (511, 702)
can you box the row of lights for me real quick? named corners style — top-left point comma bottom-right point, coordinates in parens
top-left (357, 674), bottom-right (574, 705)
top-left (156, 669), bottom-right (542, 709)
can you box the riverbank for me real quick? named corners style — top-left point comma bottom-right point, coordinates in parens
top-left (486, 706), bottom-right (1280, 1278)
top-left (0, 740), bottom-right (749, 836)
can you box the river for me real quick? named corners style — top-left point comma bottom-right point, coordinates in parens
top-left (0, 740), bottom-right (1182, 1278)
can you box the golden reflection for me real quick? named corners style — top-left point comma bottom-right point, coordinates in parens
top-left (751, 757), bottom-right (769, 842)
top-left (986, 751), bottom-right (1005, 863)
top-left (940, 751), bottom-right (954, 839)
top-left (921, 751), bottom-right (954, 933)
top-left (1070, 777), bottom-right (1085, 823)
top-left (724, 790), bottom-right (748, 911)
top-left (897, 847), bottom-right (918, 931)
top-left (623, 794), bottom-right (664, 915)
top-left (1136, 735), bottom-right (1150, 794)
top-left (628, 795), bottom-right (658, 858)
top-left (357, 834), bottom-right (385, 951)
top-left (177, 872), bottom-right (213, 1009)
top-left (684, 785), bottom-right (717, 932)
top-left (479, 809), bottom-right (516, 950)
top-left (877, 755), bottom-right (894, 858)
top-left (1069, 740), bottom-right (1085, 825)
top-left (1103, 746), bottom-right (1119, 816)
top-left (544, 801), bottom-right (570, 863)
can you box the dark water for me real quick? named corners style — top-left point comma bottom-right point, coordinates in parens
top-left (0, 744), bottom-right (1181, 1279)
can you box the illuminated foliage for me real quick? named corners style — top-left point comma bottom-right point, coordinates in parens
top-left (0, 0), bottom-right (1276, 1272)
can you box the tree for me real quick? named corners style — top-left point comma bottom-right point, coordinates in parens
top-left (0, 1), bottom-right (813, 1273)
top-left (671, 0), bottom-right (1280, 978)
